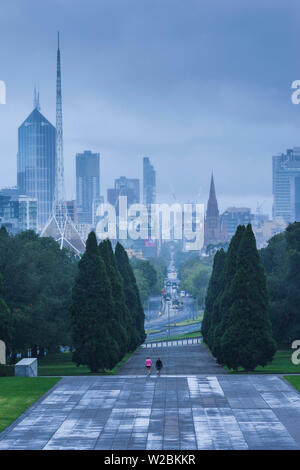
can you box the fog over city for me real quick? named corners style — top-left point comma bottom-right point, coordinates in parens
top-left (1, 0), bottom-right (300, 215)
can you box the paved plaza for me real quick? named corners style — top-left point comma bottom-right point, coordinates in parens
top-left (117, 343), bottom-right (225, 375)
top-left (0, 372), bottom-right (300, 449)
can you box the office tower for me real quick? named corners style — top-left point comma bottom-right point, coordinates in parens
top-left (76, 150), bottom-right (100, 223)
top-left (107, 176), bottom-right (140, 212)
top-left (143, 157), bottom-right (156, 205)
top-left (41, 34), bottom-right (85, 254)
top-left (221, 207), bottom-right (252, 237)
top-left (204, 173), bottom-right (225, 247)
top-left (17, 91), bottom-right (56, 228)
top-left (273, 147), bottom-right (300, 224)
top-left (142, 157), bottom-right (157, 256)
top-left (18, 195), bottom-right (38, 232)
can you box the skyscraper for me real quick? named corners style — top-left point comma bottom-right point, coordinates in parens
top-left (221, 207), bottom-right (251, 237)
top-left (142, 157), bottom-right (157, 257)
top-left (17, 91), bottom-right (56, 228)
top-left (204, 173), bottom-right (225, 247)
top-left (273, 147), bottom-right (300, 224)
top-left (76, 150), bottom-right (100, 223)
top-left (107, 176), bottom-right (140, 212)
top-left (143, 157), bottom-right (156, 205)
top-left (41, 33), bottom-right (85, 254)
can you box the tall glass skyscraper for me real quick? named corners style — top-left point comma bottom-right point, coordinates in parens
top-left (143, 157), bottom-right (156, 205)
top-left (17, 104), bottom-right (56, 229)
top-left (273, 147), bottom-right (300, 224)
top-left (76, 150), bottom-right (100, 223)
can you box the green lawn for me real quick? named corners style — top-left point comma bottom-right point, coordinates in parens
top-left (283, 375), bottom-right (300, 392)
top-left (38, 350), bottom-right (136, 376)
top-left (0, 377), bottom-right (60, 433)
top-left (168, 313), bottom-right (203, 327)
top-left (147, 330), bottom-right (202, 343)
top-left (226, 350), bottom-right (300, 374)
top-left (145, 329), bottom-right (162, 335)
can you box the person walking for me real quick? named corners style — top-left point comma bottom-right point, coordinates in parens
top-left (156, 358), bottom-right (163, 376)
top-left (145, 357), bottom-right (152, 376)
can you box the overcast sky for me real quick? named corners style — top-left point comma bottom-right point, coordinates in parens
top-left (1, 0), bottom-right (300, 215)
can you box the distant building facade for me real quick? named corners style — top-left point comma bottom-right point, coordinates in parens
top-left (0, 193), bottom-right (19, 233)
top-left (66, 200), bottom-right (78, 224)
top-left (273, 147), bottom-right (300, 224)
top-left (0, 192), bottom-right (38, 233)
top-left (76, 150), bottom-right (100, 224)
top-left (253, 216), bottom-right (287, 249)
top-left (18, 195), bottom-right (38, 232)
top-left (221, 207), bottom-right (252, 237)
top-left (17, 104), bottom-right (56, 229)
top-left (107, 176), bottom-right (140, 213)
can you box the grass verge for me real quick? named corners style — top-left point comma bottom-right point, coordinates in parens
top-left (283, 375), bottom-right (300, 392)
top-left (147, 330), bottom-right (202, 343)
top-left (145, 329), bottom-right (162, 335)
top-left (0, 377), bottom-right (60, 433)
top-left (225, 350), bottom-right (300, 374)
top-left (168, 315), bottom-right (202, 327)
top-left (38, 350), bottom-right (137, 376)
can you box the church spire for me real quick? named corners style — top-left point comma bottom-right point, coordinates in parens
top-left (209, 173), bottom-right (216, 201)
top-left (206, 172), bottom-right (219, 218)
top-left (204, 172), bottom-right (222, 247)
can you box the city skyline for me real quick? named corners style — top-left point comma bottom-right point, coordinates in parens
top-left (1, 2), bottom-right (300, 454)
top-left (1, 1), bottom-right (300, 216)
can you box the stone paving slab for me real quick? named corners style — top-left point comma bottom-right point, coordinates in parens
top-left (0, 375), bottom-right (300, 450)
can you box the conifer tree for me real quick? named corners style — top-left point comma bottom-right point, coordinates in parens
top-left (201, 249), bottom-right (226, 347)
top-left (0, 274), bottom-right (12, 353)
top-left (99, 239), bottom-right (128, 359)
top-left (212, 225), bottom-right (246, 362)
top-left (285, 223), bottom-right (300, 342)
top-left (220, 224), bottom-right (276, 371)
top-left (70, 231), bottom-right (119, 372)
top-left (115, 242), bottom-right (146, 349)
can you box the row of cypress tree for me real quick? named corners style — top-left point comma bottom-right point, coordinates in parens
top-left (70, 231), bottom-right (146, 373)
top-left (201, 224), bottom-right (276, 371)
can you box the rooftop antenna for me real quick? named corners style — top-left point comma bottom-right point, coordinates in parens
top-left (33, 85), bottom-right (41, 111)
top-left (41, 32), bottom-right (85, 254)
